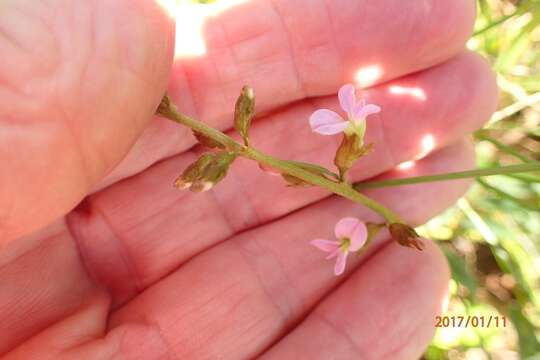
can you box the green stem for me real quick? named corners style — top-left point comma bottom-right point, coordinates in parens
top-left (355, 163), bottom-right (540, 190)
top-left (477, 178), bottom-right (540, 213)
top-left (157, 95), bottom-right (403, 224)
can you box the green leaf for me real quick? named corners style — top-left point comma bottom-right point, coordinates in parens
top-left (443, 249), bottom-right (477, 296)
top-left (508, 303), bottom-right (540, 358)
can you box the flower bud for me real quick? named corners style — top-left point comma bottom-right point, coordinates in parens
top-left (198, 152), bottom-right (237, 189)
top-left (234, 86), bottom-right (255, 146)
top-left (174, 153), bottom-right (214, 189)
top-left (174, 152), bottom-right (237, 192)
top-left (388, 223), bottom-right (424, 251)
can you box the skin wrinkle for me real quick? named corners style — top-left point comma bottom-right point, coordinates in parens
top-left (321, 0), bottom-right (346, 83)
top-left (232, 235), bottom-right (299, 322)
top-left (212, 8), bottom-right (251, 115)
top-left (380, 310), bottom-right (433, 360)
top-left (211, 162), bottom-right (263, 231)
top-left (313, 311), bottom-right (368, 360)
top-left (66, 199), bottom-right (144, 302)
top-left (267, 0), bottom-right (306, 100)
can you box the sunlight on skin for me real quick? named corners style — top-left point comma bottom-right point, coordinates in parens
top-left (397, 160), bottom-right (416, 171)
top-left (174, 4), bottom-right (208, 58)
top-left (416, 134), bottom-right (437, 160)
top-left (174, 0), bottom-right (250, 58)
top-left (354, 65), bottom-right (384, 88)
top-left (388, 85), bottom-right (427, 101)
top-left (156, 0), bottom-right (178, 18)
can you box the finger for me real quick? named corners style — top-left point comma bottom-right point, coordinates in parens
top-left (106, 141), bottom-right (470, 359)
top-left (95, 0), bottom-right (476, 188)
top-left (0, 221), bottom-right (99, 354)
top-left (0, 140), bottom-right (468, 356)
top-left (0, 0), bottom-right (175, 243)
top-left (67, 52), bottom-right (496, 304)
top-left (261, 240), bottom-right (449, 360)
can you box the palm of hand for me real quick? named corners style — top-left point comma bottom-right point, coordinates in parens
top-left (0, 0), bottom-right (496, 359)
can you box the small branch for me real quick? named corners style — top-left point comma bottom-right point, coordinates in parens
top-left (157, 95), bottom-right (403, 224)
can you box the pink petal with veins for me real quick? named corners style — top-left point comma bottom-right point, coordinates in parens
top-left (334, 217), bottom-right (362, 239)
top-left (355, 103), bottom-right (381, 119)
top-left (309, 109), bottom-right (348, 135)
top-left (349, 221), bottom-right (368, 251)
top-left (310, 239), bottom-right (340, 252)
top-left (338, 84), bottom-right (356, 114)
top-left (334, 251), bottom-right (348, 276)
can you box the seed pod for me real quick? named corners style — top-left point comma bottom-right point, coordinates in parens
top-left (234, 86), bottom-right (255, 146)
top-left (388, 223), bottom-right (424, 251)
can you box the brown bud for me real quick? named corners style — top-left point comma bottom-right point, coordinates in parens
top-left (334, 134), bottom-right (373, 181)
top-left (193, 130), bottom-right (225, 149)
top-left (156, 93), bottom-right (173, 116)
top-left (234, 86), bottom-right (255, 146)
top-left (388, 223), bottom-right (424, 251)
top-left (174, 153), bottom-right (214, 189)
top-left (198, 152), bottom-right (237, 187)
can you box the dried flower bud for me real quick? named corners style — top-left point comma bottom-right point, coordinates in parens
top-left (388, 223), bottom-right (424, 251)
top-left (174, 152), bottom-right (237, 192)
top-left (157, 93), bottom-right (174, 117)
top-left (334, 134), bottom-right (373, 180)
top-left (234, 86), bottom-right (255, 146)
top-left (198, 152), bottom-right (237, 189)
top-left (193, 130), bottom-right (225, 149)
top-left (174, 153), bottom-right (214, 189)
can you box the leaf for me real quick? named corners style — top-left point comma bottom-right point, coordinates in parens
top-left (508, 303), bottom-right (540, 358)
top-left (443, 248), bottom-right (477, 296)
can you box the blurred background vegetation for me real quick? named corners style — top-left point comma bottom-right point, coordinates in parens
top-left (422, 0), bottom-right (540, 359)
top-left (190, 0), bottom-right (540, 358)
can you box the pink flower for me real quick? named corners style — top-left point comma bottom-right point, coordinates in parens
top-left (310, 217), bottom-right (368, 276)
top-left (309, 84), bottom-right (381, 137)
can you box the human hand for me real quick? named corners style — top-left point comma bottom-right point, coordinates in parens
top-left (0, 0), bottom-right (497, 359)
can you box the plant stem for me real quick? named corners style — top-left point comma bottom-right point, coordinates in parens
top-left (157, 95), bottom-right (403, 224)
top-left (355, 163), bottom-right (540, 190)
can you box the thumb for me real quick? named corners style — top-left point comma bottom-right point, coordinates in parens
top-left (0, 0), bottom-right (175, 243)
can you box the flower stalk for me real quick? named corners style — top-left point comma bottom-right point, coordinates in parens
top-left (156, 94), bottom-right (404, 224)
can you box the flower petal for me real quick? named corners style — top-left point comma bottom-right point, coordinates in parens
top-left (313, 122), bottom-right (349, 135)
top-left (334, 251), bottom-right (348, 276)
top-left (326, 247), bottom-right (341, 260)
top-left (338, 84), bottom-right (356, 113)
top-left (334, 217), bottom-right (362, 239)
top-left (309, 109), bottom-right (348, 135)
top-left (310, 239), bottom-right (340, 253)
top-left (354, 103), bottom-right (381, 120)
top-left (349, 221), bottom-right (368, 251)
